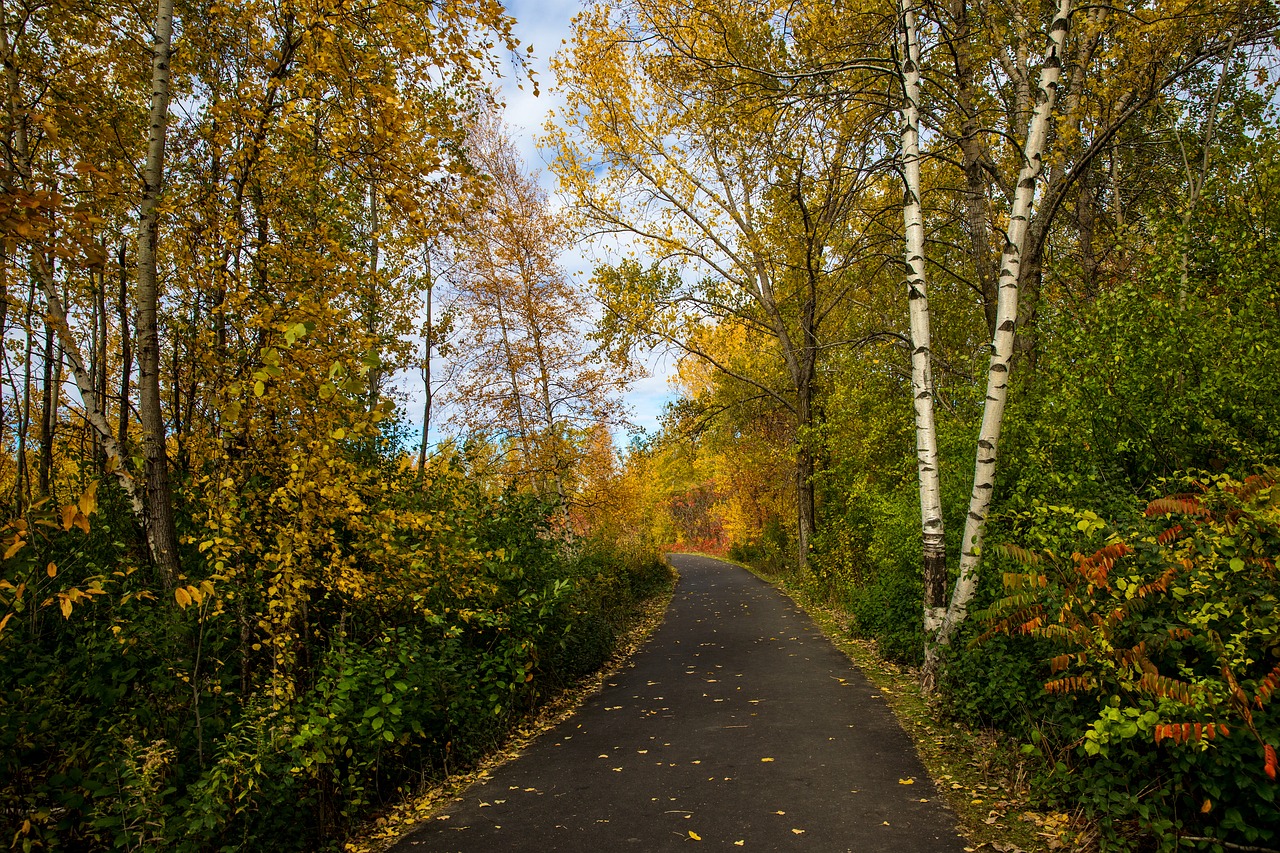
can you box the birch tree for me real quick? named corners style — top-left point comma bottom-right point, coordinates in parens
top-left (896, 0), bottom-right (948, 640)
top-left (917, 0), bottom-right (1074, 687)
top-left (134, 0), bottom-right (181, 588)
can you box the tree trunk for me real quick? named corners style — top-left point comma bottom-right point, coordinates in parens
top-left (135, 0), bottom-right (180, 589)
top-left (34, 260), bottom-right (148, 523)
top-left (494, 289), bottom-right (534, 475)
top-left (16, 280), bottom-right (33, 509)
top-left (529, 305), bottom-right (570, 519)
top-left (117, 242), bottom-right (132, 452)
top-left (365, 181), bottom-right (382, 413)
top-left (922, 0), bottom-right (1073, 684)
top-left (38, 307), bottom-right (54, 497)
top-left (0, 251), bottom-right (8, 473)
top-left (898, 0), bottom-right (949, 682)
top-left (795, 379), bottom-right (817, 570)
top-left (949, 0), bottom-right (997, 338)
top-left (418, 252), bottom-right (433, 473)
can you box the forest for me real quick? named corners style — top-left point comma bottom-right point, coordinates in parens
top-left (1, 0), bottom-right (1278, 850)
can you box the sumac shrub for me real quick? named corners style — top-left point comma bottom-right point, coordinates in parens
top-left (974, 472), bottom-right (1280, 850)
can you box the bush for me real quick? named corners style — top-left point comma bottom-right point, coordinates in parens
top-left (0, 461), bottom-right (672, 852)
top-left (971, 472), bottom-right (1280, 850)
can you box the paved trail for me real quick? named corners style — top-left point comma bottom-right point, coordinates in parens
top-left (390, 554), bottom-right (968, 852)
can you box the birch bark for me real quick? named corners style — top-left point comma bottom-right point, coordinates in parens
top-left (896, 0), bottom-right (949, 650)
top-left (923, 0), bottom-right (1073, 681)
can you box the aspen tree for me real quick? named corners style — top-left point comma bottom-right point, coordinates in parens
top-left (448, 112), bottom-right (628, 509)
top-left (551, 0), bottom-right (888, 567)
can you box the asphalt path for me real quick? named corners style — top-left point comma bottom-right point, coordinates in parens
top-left (389, 553), bottom-right (969, 852)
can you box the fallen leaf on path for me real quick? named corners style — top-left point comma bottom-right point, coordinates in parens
top-left (791, 828), bottom-right (805, 835)
top-left (760, 757), bottom-right (774, 762)
top-left (689, 830), bottom-right (701, 840)
top-left (899, 778), bottom-right (915, 785)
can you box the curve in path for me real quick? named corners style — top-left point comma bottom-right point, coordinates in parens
top-left (389, 553), bottom-right (969, 852)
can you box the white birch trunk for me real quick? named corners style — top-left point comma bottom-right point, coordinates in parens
top-left (897, 0), bottom-right (949, 643)
top-left (928, 0), bottom-right (1073, 665)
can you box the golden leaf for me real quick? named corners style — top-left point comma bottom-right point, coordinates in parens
top-left (78, 480), bottom-right (100, 516)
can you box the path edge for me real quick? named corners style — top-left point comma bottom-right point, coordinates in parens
top-left (344, 557), bottom-right (681, 853)
top-left (709, 553), bottom-right (1081, 853)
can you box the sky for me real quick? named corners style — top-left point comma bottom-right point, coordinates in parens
top-left (396, 0), bottom-right (678, 446)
